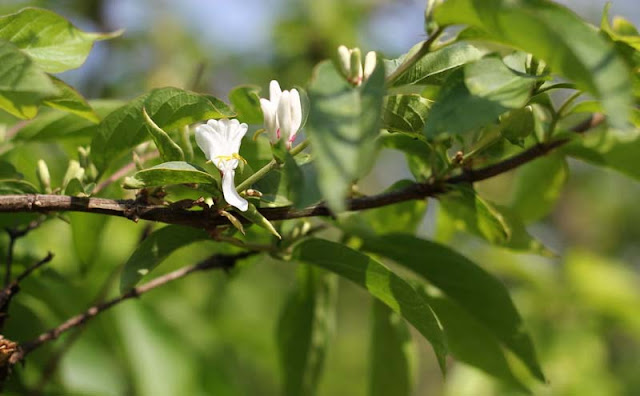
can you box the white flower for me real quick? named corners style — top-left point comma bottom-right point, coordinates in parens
top-left (259, 80), bottom-right (302, 148)
top-left (195, 118), bottom-right (249, 212)
top-left (337, 45), bottom-right (377, 86)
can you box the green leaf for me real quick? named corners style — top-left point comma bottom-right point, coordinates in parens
top-left (120, 225), bottom-right (210, 292)
top-left (500, 106), bottom-right (535, 147)
top-left (421, 291), bottom-right (529, 392)
top-left (385, 41), bottom-right (488, 87)
top-left (307, 60), bottom-right (385, 212)
top-left (437, 186), bottom-right (510, 245)
top-left (292, 239), bottom-right (448, 373)
top-left (563, 127), bottom-right (640, 181)
top-left (123, 161), bottom-right (218, 189)
top-left (382, 94), bottom-right (432, 134)
top-left (424, 58), bottom-right (536, 138)
top-left (437, 186), bottom-right (553, 255)
top-left (228, 85), bottom-right (263, 124)
top-left (509, 153), bottom-right (568, 223)
top-left (142, 107), bottom-right (184, 162)
top-left (601, 3), bottom-right (640, 51)
top-left (237, 202), bottom-right (281, 239)
top-left (64, 177), bottom-right (84, 196)
top-left (379, 133), bottom-right (435, 180)
top-left (433, 0), bottom-right (633, 129)
top-left (69, 213), bottom-right (108, 273)
top-left (0, 7), bottom-right (120, 73)
top-left (13, 100), bottom-right (123, 142)
top-left (0, 179), bottom-right (38, 194)
top-left (0, 40), bottom-right (58, 119)
top-left (341, 180), bottom-right (428, 237)
top-left (0, 160), bottom-right (21, 179)
top-left (494, 204), bottom-right (554, 256)
top-left (361, 234), bottom-right (545, 382)
top-left (271, 141), bottom-right (306, 208)
top-left (42, 76), bottom-right (99, 122)
top-left (369, 298), bottom-right (416, 396)
top-left (277, 265), bottom-right (337, 396)
top-left (61, 160), bottom-right (84, 192)
top-left (91, 87), bottom-right (234, 172)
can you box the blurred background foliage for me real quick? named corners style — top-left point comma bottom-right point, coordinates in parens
top-left (0, 0), bottom-right (639, 395)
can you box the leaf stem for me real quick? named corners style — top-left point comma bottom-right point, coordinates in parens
top-left (236, 139), bottom-right (309, 192)
top-left (385, 27), bottom-right (444, 87)
top-left (547, 91), bottom-right (583, 140)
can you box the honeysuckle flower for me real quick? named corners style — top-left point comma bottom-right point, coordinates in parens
top-left (337, 45), bottom-right (377, 86)
top-left (195, 118), bottom-right (249, 212)
top-left (259, 80), bottom-right (302, 148)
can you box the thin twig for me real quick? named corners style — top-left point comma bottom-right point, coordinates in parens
top-left (386, 27), bottom-right (444, 86)
top-left (15, 253), bottom-right (54, 284)
top-left (4, 217), bottom-right (46, 287)
top-left (30, 256), bottom-right (129, 394)
top-left (0, 252), bottom-right (54, 330)
top-left (9, 251), bottom-right (255, 365)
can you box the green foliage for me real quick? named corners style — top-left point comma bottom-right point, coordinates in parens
top-left (91, 88), bottom-right (233, 172)
top-left (0, 41), bottom-right (58, 119)
top-left (69, 213), bottom-right (107, 273)
top-left (421, 291), bottom-right (528, 392)
top-left (293, 238), bottom-right (448, 373)
top-left (0, 179), bottom-right (38, 194)
top-left (369, 299), bottom-right (416, 396)
top-left (13, 100), bottom-right (123, 141)
top-left (385, 41), bottom-right (488, 86)
top-left (237, 202), bottom-right (281, 239)
top-left (142, 108), bottom-right (184, 162)
top-left (0, 7), bottom-right (119, 73)
top-left (120, 225), bottom-right (211, 292)
top-left (277, 266), bottom-right (337, 396)
top-left (509, 153), bottom-right (568, 223)
top-left (229, 85), bottom-right (263, 124)
top-left (307, 61), bottom-right (385, 212)
top-left (361, 234), bottom-right (545, 381)
top-left (123, 161), bottom-right (219, 189)
top-left (0, 2), bottom-right (639, 395)
top-left (382, 94), bottom-right (432, 134)
top-left (433, 0), bottom-right (634, 129)
top-left (424, 58), bottom-right (537, 138)
top-left (42, 76), bottom-right (99, 122)
top-left (563, 128), bottom-right (640, 182)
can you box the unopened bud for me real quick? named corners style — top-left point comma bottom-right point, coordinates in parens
top-left (349, 48), bottom-right (363, 84)
top-left (244, 189), bottom-right (263, 197)
top-left (62, 160), bottom-right (85, 190)
top-left (77, 146), bottom-right (90, 168)
top-left (363, 51), bottom-right (377, 80)
top-left (337, 45), bottom-right (351, 77)
top-left (36, 159), bottom-right (51, 194)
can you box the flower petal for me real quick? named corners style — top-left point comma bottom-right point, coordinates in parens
top-left (363, 51), bottom-right (377, 80)
top-left (221, 168), bottom-right (248, 212)
top-left (277, 90), bottom-right (292, 142)
top-left (195, 124), bottom-right (217, 161)
top-left (289, 88), bottom-right (302, 141)
top-left (269, 80), bottom-right (282, 105)
top-left (260, 98), bottom-right (278, 143)
top-left (337, 45), bottom-right (351, 76)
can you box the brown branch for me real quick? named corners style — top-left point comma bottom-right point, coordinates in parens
top-left (0, 252), bottom-right (54, 330)
top-left (9, 251), bottom-right (255, 366)
top-left (0, 115), bottom-right (605, 230)
top-left (4, 217), bottom-right (46, 287)
top-left (30, 256), bottom-right (131, 395)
